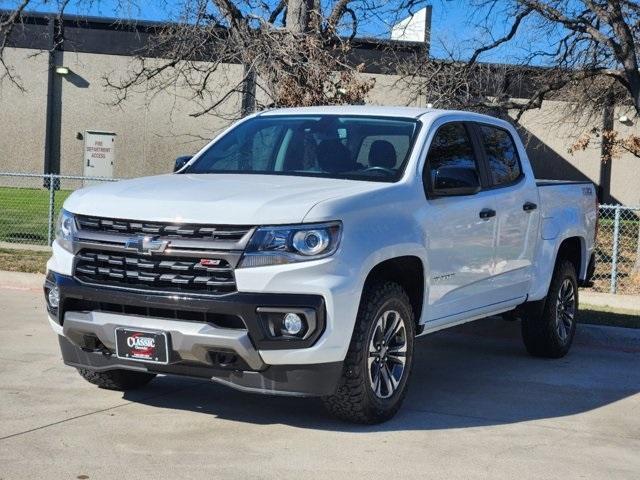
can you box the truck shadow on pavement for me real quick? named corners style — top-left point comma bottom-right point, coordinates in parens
top-left (123, 317), bottom-right (640, 432)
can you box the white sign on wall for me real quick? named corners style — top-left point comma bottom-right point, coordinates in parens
top-left (83, 130), bottom-right (116, 186)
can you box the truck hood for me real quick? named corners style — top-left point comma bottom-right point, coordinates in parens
top-left (64, 173), bottom-right (386, 224)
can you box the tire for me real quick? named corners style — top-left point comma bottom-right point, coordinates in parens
top-left (76, 368), bottom-right (156, 391)
top-left (521, 260), bottom-right (578, 358)
top-left (323, 282), bottom-right (415, 424)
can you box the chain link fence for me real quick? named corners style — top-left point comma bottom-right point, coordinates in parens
top-left (0, 173), bottom-right (118, 246)
top-left (592, 205), bottom-right (640, 295)
top-left (1, 172), bottom-right (639, 295)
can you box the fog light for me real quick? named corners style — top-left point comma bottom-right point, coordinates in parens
top-left (283, 313), bottom-right (303, 335)
top-left (48, 286), bottom-right (60, 309)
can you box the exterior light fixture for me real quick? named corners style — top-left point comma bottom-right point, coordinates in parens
top-left (283, 313), bottom-right (304, 336)
top-left (618, 115), bottom-right (629, 123)
top-left (55, 66), bottom-right (70, 75)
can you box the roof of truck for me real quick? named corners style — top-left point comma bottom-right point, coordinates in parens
top-left (257, 105), bottom-right (437, 119)
top-left (256, 106), bottom-right (509, 127)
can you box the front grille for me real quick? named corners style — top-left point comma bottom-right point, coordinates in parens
top-left (63, 298), bottom-right (246, 330)
top-left (76, 215), bottom-right (252, 241)
top-left (74, 249), bottom-right (236, 295)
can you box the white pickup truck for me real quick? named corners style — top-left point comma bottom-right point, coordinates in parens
top-left (45, 106), bottom-right (597, 423)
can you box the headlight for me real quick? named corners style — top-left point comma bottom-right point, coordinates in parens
top-left (55, 209), bottom-right (76, 252)
top-left (238, 222), bottom-right (342, 268)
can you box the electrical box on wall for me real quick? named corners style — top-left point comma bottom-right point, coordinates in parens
top-left (83, 131), bottom-right (116, 186)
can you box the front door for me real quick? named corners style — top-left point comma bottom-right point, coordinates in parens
top-left (419, 122), bottom-right (498, 322)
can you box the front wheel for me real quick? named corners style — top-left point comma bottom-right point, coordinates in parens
top-left (323, 282), bottom-right (415, 424)
top-left (521, 260), bottom-right (578, 358)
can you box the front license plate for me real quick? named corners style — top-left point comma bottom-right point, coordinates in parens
top-left (115, 328), bottom-right (169, 364)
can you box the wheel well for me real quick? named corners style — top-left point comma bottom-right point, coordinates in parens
top-left (363, 256), bottom-right (424, 324)
top-left (557, 237), bottom-right (583, 277)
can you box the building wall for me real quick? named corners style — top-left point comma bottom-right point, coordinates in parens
top-left (514, 100), bottom-right (603, 185)
top-left (610, 106), bottom-right (640, 206)
top-left (0, 47), bottom-right (49, 174)
top-left (515, 100), bottom-right (640, 205)
top-left (361, 72), bottom-right (425, 107)
top-left (58, 51), bottom-right (243, 178)
top-left (0, 47), bottom-right (243, 180)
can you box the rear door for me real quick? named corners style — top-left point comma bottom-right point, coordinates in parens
top-left (472, 123), bottom-right (539, 300)
top-left (420, 122), bottom-right (498, 321)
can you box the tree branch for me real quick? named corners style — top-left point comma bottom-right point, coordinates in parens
top-left (468, 7), bottom-right (532, 66)
top-left (268, 0), bottom-right (286, 24)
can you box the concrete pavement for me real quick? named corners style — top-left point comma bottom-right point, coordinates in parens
top-left (0, 284), bottom-right (639, 479)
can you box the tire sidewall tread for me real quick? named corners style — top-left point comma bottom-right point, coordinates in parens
top-left (521, 260), bottom-right (578, 358)
top-left (323, 281), bottom-right (415, 424)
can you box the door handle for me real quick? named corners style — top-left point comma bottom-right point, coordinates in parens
top-left (479, 208), bottom-right (496, 219)
top-left (523, 202), bottom-right (538, 212)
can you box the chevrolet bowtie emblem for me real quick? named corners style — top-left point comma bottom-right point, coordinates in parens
top-left (125, 235), bottom-right (169, 255)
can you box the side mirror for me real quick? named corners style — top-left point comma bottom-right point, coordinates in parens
top-left (174, 155), bottom-right (192, 172)
top-left (431, 165), bottom-right (481, 197)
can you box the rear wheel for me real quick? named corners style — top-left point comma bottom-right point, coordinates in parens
top-left (521, 260), bottom-right (578, 358)
top-left (76, 368), bottom-right (156, 391)
top-left (323, 282), bottom-right (415, 424)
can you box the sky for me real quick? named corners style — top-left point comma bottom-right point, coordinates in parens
top-left (1, 0), bottom-right (557, 64)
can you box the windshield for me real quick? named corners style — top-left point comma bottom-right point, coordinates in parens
top-left (185, 115), bottom-right (421, 182)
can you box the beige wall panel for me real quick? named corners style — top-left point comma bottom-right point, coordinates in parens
top-left (609, 107), bottom-right (640, 206)
top-left (362, 73), bottom-right (424, 107)
top-left (0, 47), bottom-right (48, 174)
top-left (58, 52), bottom-right (244, 178)
top-left (513, 100), bottom-right (602, 185)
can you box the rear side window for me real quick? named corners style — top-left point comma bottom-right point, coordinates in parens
top-left (478, 125), bottom-right (522, 185)
top-left (426, 122), bottom-right (479, 176)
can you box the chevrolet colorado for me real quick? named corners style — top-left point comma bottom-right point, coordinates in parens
top-left (45, 106), bottom-right (598, 423)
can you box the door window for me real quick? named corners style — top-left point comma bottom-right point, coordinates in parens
top-left (424, 122), bottom-right (480, 192)
top-left (478, 125), bottom-right (522, 186)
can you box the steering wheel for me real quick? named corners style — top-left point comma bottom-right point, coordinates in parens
top-left (363, 166), bottom-right (395, 175)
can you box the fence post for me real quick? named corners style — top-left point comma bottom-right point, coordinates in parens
top-left (609, 206), bottom-right (621, 294)
top-left (47, 173), bottom-right (56, 245)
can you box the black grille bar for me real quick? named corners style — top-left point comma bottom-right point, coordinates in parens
top-left (76, 215), bottom-right (252, 241)
top-left (74, 249), bottom-right (237, 295)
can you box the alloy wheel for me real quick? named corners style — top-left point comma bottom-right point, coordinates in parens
top-left (367, 310), bottom-right (408, 399)
top-left (555, 279), bottom-right (576, 342)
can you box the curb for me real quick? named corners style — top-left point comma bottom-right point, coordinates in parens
top-left (0, 241), bottom-right (51, 252)
top-left (581, 291), bottom-right (640, 312)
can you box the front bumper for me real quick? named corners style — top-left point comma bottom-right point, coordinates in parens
top-left (47, 273), bottom-right (342, 396)
top-left (59, 336), bottom-right (343, 397)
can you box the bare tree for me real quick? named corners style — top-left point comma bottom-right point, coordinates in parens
top-left (104, 0), bottom-right (388, 116)
top-left (452, 1), bottom-right (640, 157)
top-left (395, 1), bottom-right (639, 124)
top-left (0, 1), bottom-right (437, 116)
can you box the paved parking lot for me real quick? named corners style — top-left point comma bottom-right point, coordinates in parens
top-left (1, 279), bottom-right (639, 479)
